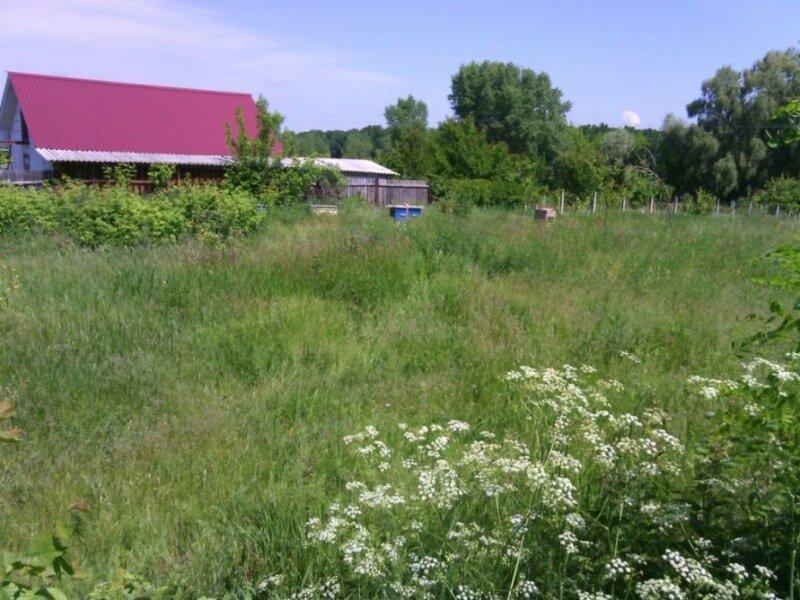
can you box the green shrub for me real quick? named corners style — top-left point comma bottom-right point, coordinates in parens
top-left (0, 182), bottom-right (267, 246)
top-left (754, 177), bottom-right (800, 209)
top-left (431, 178), bottom-right (532, 208)
top-left (164, 183), bottom-right (264, 239)
top-left (436, 189), bottom-right (473, 216)
top-left (102, 163), bottom-right (137, 188)
top-left (224, 158), bottom-right (343, 206)
top-left (685, 188), bottom-right (717, 214)
top-left (146, 164), bottom-right (176, 192)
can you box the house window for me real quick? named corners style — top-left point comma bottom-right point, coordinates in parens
top-left (23, 153), bottom-right (30, 171)
top-left (20, 113), bottom-right (29, 145)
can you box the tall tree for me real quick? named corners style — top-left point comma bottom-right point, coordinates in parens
top-left (658, 115), bottom-right (721, 196)
top-left (384, 96), bottom-right (429, 132)
top-left (448, 61), bottom-right (571, 160)
top-left (685, 47), bottom-right (800, 194)
top-left (291, 130), bottom-right (331, 157)
top-left (382, 96), bottom-right (433, 178)
top-left (552, 129), bottom-right (608, 198)
top-left (343, 131), bottom-right (375, 158)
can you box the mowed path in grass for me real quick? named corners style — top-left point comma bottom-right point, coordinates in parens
top-left (0, 208), bottom-right (794, 594)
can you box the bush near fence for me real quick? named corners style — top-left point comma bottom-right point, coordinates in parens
top-left (431, 177), bottom-right (538, 208)
top-left (0, 181), bottom-right (267, 245)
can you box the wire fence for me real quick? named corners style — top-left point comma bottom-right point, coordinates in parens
top-left (528, 192), bottom-right (800, 222)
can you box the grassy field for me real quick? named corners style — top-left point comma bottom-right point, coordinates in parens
top-left (0, 206), bottom-right (796, 596)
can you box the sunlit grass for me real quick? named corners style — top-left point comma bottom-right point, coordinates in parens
top-left (0, 207), bottom-right (795, 595)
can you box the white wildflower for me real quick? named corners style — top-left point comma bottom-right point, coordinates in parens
top-left (605, 557), bottom-right (633, 578)
top-left (514, 578), bottom-right (539, 598)
top-left (635, 577), bottom-right (685, 599)
top-left (558, 530), bottom-right (579, 554)
top-left (619, 350), bottom-right (642, 364)
top-left (447, 419), bottom-right (470, 432)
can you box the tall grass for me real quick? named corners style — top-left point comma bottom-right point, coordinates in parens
top-left (0, 207), bottom-right (795, 596)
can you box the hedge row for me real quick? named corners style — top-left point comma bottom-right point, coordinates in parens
top-left (0, 182), bottom-right (267, 245)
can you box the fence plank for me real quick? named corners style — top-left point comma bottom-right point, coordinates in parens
top-left (332, 177), bottom-right (431, 206)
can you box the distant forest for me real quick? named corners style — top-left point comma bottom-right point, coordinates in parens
top-left (284, 47), bottom-right (800, 208)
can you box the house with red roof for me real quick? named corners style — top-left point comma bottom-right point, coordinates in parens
top-left (0, 72), bottom-right (262, 183)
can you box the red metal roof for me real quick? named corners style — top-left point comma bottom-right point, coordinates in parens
top-left (8, 72), bottom-right (260, 156)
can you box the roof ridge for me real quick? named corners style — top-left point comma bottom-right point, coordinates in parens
top-left (7, 71), bottom-right (253, 98)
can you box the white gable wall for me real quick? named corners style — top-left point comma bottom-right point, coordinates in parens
top-left (9, 104), bottom-right (51, 172)
top-left (0, 79), bottom-right (52, 173)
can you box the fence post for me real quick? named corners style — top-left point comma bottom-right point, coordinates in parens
top-left (622, 197), bottom-right (627, 212)
top-left (560, 190), bottom-right (565, 214)
top-left (715, 198), bottom-right (720, 215)
top-left (748, 201), bottom-right (753, 215)
top-left (731, 201), bottom-right (736, 216)
top-left (592, 192), bottom-right (597, 214)
top-left (649, 196), bottom-right (654, 214)
top-left (673, 196), bottom-right (679, 213)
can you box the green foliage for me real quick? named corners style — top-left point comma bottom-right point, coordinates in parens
top-left (286, 130), bottom-right (331, 157)
top-left (621, 167), bottom-right (669, 207)
top-left (380, 96), bottom-right (434, 178)
top-left (679, 47), bottom-right (800, 196)
top-left (269, 159), bottom-right (344, 206)
top-left (658, 116), bottom-right (722, 196)
top-left (381, 125), bottom-right (435, 179)
top-left (287, 127), bottom-right (390, 160)
top-left (755, 176), bottom-right (800, 209)
top-left (1, 529), bottom-right (73, 600)
top-left (601, 128), bottom-right (636, 167)
top-left (692, 359), bottom-right (800, 595)
top-left (88, 570), bottom-right (170, 599)
top-left (146, 164), bottom-right (176, 192)
top-left (435, 188), bottom-right (473, 216)
top-left (449, 60), bottom-right (571, 160)
top-left (0, 182), bottom-right (265, 245)
top-left (223, 96), bottom-right (342, 205)
top-left (226, 95), bottom-right (284, 162)
top-left (275, 362), bottom-right (788, 598)
top-left (685, 188), bottom-right (717, 215)
top-left (1, 206), bottom-right (797, 596)
top-left (223, 95), bottom-right (287, 199)
top-left (431, 177), bottom-right (534, 208)
top-left (431, 118), bottom-right (516, 180)
top-left (746, 244), bottom-right (800, 352)
top-left (342, 131), bottom-right (374, 158)
top-left (102, 163), bottom-right (136, 187)
top-left (384, 95), bottom-right (428, 132)
top-left (552, 129), bottom-right (608, 199)
top-left (768, 99), bottom-right (800, 147)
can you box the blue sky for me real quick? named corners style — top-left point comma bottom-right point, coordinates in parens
top-left (1, 0), bottom-right (798, 131)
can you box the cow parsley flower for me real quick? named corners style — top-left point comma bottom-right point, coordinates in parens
top-left (605, 557), bottom-right (633, 578)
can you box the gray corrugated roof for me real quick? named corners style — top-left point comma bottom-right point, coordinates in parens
top-left (36, 148), bottom-right (232, 166)
top-left (281, 157), bottom-right (398, 176)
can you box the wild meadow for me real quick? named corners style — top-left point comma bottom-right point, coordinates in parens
top-left (1, 204), bottom-right (798, 598)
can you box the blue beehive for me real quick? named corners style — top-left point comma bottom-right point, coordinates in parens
top-left (388, 205), bottom-right (423, 222)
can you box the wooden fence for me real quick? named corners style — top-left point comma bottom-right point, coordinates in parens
top-left (337, 177), bottom-right (430, 206)
top-left (0, 170), bottom-right (54, 185)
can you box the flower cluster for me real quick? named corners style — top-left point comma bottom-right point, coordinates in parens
top-left (260, 364), bottom-right (780, 599)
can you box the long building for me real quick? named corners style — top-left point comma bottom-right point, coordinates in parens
top-left (0, 72), bottom-right (262, 183)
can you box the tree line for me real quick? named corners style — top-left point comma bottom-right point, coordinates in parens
top-left (284, 47), bottom-right (800, 210)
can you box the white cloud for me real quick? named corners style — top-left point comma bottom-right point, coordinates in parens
top-left (622, 110), bottom-right (642, 127)
top-left (0, 0), bottom-right (401, 128)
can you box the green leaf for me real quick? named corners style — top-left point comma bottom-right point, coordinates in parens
top-left (43, 588), bottom-right (68, 600)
